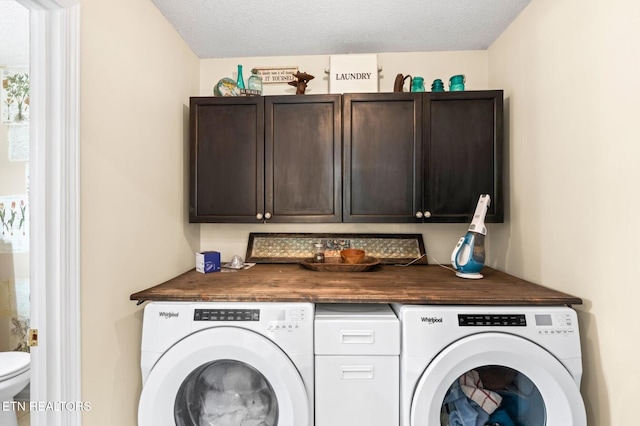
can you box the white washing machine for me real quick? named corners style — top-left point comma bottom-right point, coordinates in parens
top-left (393, 305), bottom-right (586, 426)
top-left (138, 301), bottom-right (314, 426)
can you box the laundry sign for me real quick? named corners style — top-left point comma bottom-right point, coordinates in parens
top-left (329, 54), bottom-right (379, 94)
top-left (252, 66), bottom-right (299, 84)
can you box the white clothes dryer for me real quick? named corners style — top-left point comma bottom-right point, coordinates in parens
top-left (138, 302), bottom-right (314, 426)
top-left (393, 305), bottom-right (586, 426)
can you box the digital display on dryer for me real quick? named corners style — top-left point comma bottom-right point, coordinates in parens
top-left (193, 309), bottom-right (260, 321)
top-left (534, 314), bottom-right (553, 326)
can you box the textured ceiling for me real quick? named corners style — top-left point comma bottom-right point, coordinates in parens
top-left (1, 1), bottom-right (532, 65)
top-left (151, 0), bottom-right (531, 59)
top-left (0, 0), bottom-right (29, 67)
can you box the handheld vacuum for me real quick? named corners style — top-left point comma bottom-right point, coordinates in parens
top-left (451, 194), bottom-right (491, 279)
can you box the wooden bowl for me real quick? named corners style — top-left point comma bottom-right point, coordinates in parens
top-left (340, 249), bottom-right (365, 264)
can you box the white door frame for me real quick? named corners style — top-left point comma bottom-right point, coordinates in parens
top-left (16, 0), bottom-right (81, 425)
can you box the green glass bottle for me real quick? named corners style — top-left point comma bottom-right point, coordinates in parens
top-left (236, 64), bottom-right (245, 89)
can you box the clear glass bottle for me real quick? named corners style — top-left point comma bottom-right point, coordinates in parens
top-left (236, 64), bottom-right (245, 89)
top-left (248, 69), bottom-right (263, 95)
top-left (313, 243), bottom-right (325, 263)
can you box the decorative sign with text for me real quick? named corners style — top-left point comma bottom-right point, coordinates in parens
top-left (329, 54), bottom-right (378, 94)
top-left (252, 66), bottom-right (299, 84)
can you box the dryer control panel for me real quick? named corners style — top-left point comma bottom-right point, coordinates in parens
top-left (534, 312), bottom-right (577, 335)
top-left (457, 312), bottom-right (577, 335)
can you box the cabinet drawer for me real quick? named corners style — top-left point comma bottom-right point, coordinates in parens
top-left (315, 355), bottom-right (399, 426)
top-left (314, 318), bottom-right (399, 355)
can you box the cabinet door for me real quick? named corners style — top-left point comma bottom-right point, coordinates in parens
top-left (343, 93), bottom-right (423, 223)
top-left (423, 91), bottom-right (503, 222)
top-left (189, 97), bottom-right (265, 223)
top-left (265, 95), bottom-right (342, 223)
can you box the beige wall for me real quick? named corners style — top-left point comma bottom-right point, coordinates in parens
top-left (489, 0), bottom-right (640, 424)
top-left (79, 0), bottom-right (200, 423)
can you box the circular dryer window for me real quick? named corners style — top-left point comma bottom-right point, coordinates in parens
top-left (174, 360), bottom-right (278, 426)
top-left (440, 365), bottom-right (546, 426)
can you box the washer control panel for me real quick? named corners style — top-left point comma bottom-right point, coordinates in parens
top-left (193, 309), bottom-right (260, 321)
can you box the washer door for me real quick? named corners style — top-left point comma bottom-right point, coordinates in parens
top-left (138, 327), bottom-right (310, 426)
top-left (410, 333), bottom-right (586, 426)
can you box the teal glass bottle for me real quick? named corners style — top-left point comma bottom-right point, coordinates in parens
top-left (449, 74), bottom-right (465, 91)
top-left (411, 76), bottom-right (425, 92)
top-left (431, 79), bottom-right (445, 92)
top-left (236, 64), bottom-right (245, 89)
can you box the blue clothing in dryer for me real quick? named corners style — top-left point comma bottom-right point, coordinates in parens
top-left (486, 408), bottom-right (515, 426)
top-left (497, 391), bottom-right (530, 426)
top-left (444, 382), bottom-right (490, 426)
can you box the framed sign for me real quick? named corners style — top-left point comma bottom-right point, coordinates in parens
top-left (245, 232), bottom-right (427, 265)
top-left (252, 66), bottom-right (299, 84)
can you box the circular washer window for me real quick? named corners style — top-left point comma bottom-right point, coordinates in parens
top-left (440, 365), bottom-right (546, 426)
top-left (174, 359), bottom-right (278, 426)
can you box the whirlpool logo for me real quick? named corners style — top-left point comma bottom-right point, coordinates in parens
top-left (159, 311), bottom-right (179, 319)
top-left (421, 316), bottom-right (443, 324)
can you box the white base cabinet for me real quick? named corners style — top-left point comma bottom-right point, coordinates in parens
top-left (314, 304), bottom-right (400, 426)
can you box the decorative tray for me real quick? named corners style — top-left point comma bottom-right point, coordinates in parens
top-left (299, 257), bottom-right (381, 272)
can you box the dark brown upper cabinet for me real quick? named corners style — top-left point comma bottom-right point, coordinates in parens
top-left (189, 95), bottom-right (342, 223)
top-left (190, 96), bottom-right (264, 223)
top-left (264, 95), bottom-right (342, 223)
top-left (423, 90), bottom-right (503, 223)
top-left (343, 93), bottom-right (423, 222)
top-left (191, 91), bottom-right (502, 224)
top-left (343, 90), bottom-right (503, 223)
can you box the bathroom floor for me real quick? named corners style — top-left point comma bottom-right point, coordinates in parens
top-left (17, 404), bottom-right (29, 426)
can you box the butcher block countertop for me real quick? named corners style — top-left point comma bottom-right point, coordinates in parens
top-left (130, 264), bottom-right (582, 305)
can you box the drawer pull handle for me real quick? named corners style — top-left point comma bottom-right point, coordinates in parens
top-left (341, 365), bottom-right (374, 380)
top-left (340, 330), bottom-right (374, 344)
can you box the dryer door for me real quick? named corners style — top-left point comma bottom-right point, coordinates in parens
top-left (138, 327), bottom-right (310, 426)
top-left (410, 333), bottom-right (586, 426)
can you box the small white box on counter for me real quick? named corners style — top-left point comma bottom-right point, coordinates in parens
top-left (329, 54), bottom-right (379, 94)
top-left (196, 251), bottom-right (221, 273)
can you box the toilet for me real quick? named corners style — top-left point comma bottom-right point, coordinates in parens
top-left (0, 352), bottom-right (30, 426)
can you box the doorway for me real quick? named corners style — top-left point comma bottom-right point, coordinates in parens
top-left (0, 1), bottom-right (31, 424)
top-left (2, 0), bottom-right (81, 425)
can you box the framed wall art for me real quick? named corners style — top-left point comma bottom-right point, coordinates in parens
top-left (1, 67), bottom-right (30, 124)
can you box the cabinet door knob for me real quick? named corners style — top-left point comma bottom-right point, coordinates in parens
top-left (256, 213), bottom-right (264, 220)
top-left (415, 211), bottom-right (423, 219)
top-left (423, 211), bottom-right (432, 218)
top-left (264, 212), bottom-right (272, 219)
